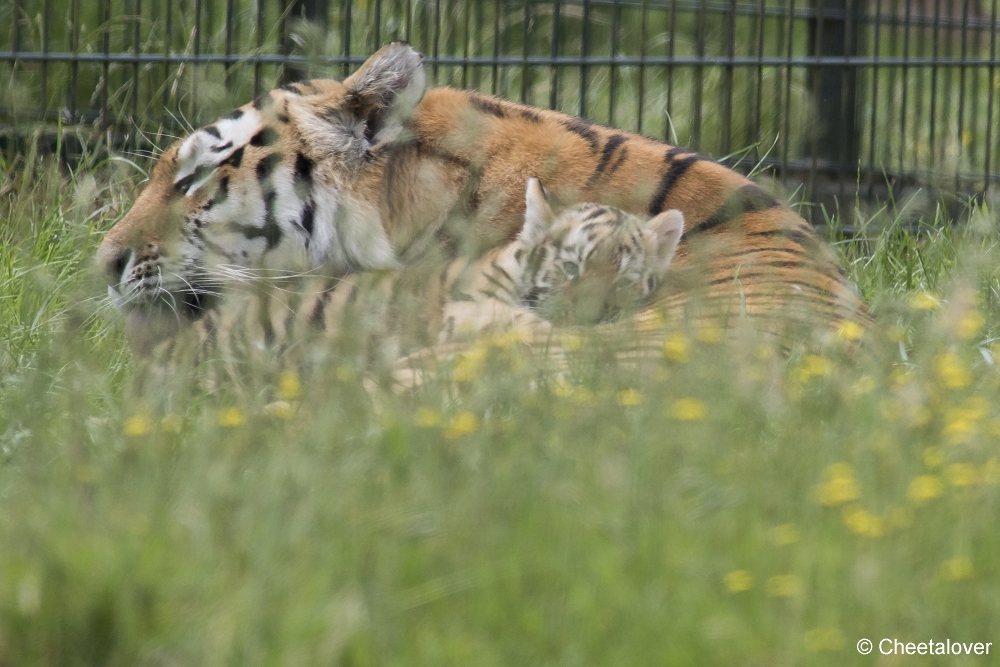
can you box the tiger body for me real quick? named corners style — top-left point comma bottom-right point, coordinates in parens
top-left (147, 184), bottom-right (685, 384)
top-left (97, 42), bottom-right (866, 358)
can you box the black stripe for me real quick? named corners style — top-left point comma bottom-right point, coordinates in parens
top-left (589, 134), bottom-right (628, 184)
top-left (250, 127), bottom-right (278, 147)
top-left (225, 109), bottom-right (245, 120)
top-left (299, 201), bottom-right (315, 236)
top-left (746, 227), bottom-right (816, 250)
top-left (204, 125), bottom-right (221, 139)
top-left (255, 152), bottom-right (284, 181)
top-left (221, 146), bottom-right (244, 169)
top-left (294, 152), bottom-right (314, 184)
top-left (470, 94), bottom-right (507, 119)
top-left (606, 146), bottom-right (629, 179)
top-left (281, 83), bottom-right (303, 95)
top-left (210, 141), bottom-right (233, 153)
top-left (561, 117), bottom-right (601, 152)
top-left (686, 184), bottom-right (782, 236)
top-left (647, 152), bottom-right (701, 215)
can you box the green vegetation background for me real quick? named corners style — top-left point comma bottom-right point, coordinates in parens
top-left (4, 1), bottom-right (1000, 665)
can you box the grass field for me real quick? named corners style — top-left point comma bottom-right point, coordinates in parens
top-left (3, 141), bottom-right (1000, 666)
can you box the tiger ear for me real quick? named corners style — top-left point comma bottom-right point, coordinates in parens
top-left (518, 177), bottom-right (556, 246)
top-left (645, 209), bottom-right (684, 276)
top-left (343, 42), bottom-right (426, 146)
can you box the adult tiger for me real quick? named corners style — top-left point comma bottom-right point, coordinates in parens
top-left (96, 41), bottom-right (866, 351)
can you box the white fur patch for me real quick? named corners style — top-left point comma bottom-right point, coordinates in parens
top-left (174, 108), bottom-right (262, 196)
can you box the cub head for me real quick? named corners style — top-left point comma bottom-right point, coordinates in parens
top-left (514, 178), bottom-right (684, 325)
top-left (95, 42), bottom-right (426, 326)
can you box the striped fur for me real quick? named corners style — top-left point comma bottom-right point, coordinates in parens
top-left (146, 188), bottom-right (684, 384)
top-left (98, 42), bottom-right (867, 355)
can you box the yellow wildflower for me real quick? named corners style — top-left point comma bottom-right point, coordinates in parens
top-left (414, 407), bottom-right (442, 428)
top-left (960, 395), bottom-right (989, 420)
top-left (956, 310), bottom-right (985, 340)
top-left (723, 570), bottom-right (753, 593)
top-left (160, 413), bottom-right (183, 434)
top-left (939, 557), bottom-right (974, 581)
top-left (766, 574), bottom-right (802, 597)
top-left (943, 417), bottom-right (975, 445)
top-left (934, 352), bottom-right (971, 389)
top-left (123, 414), bottom-right (154, 437)
top-left (945, 463), bottom-right (979, 487)
top-left (336, 365), bottom-right (357, 383)
top-left (561, 334), bottom-right (582, 351)
top-left (263, 400), bottom-right (295, 420)
top-left (663, 332), bottom-right (691, 363)
top-left (962, 131), bottom-right (973, 146)
top-left (444, 411), bottom-right (479, 440)
top-left (217, 407), bottom-right (247, 428)
top-left (770, 523), bottom-right (800, 545)
top-left (908, 475), bottom-right (944, 506)
top-left (671, 397), bottom-right (706, 421)
top-left (794, 355), bottom-right (833, 383)
top-left (754, 343), bottom-right (775, 360)
top-left (923, 446), bottom-right (944, 469)
top-left (849, 375), bottom-right (876, 396)
top-left (836, 320), bottom-right (864, 341)
top-left (278, 371), bottom-right (302, 400)
top-left (817, 463), bottom-right (860, 506)
top-left (696, 326), bottom-right (724, 344)
top-left (842, 505), bottom-right (885, 538)
top-left (616, 389), bottom-right (643, 406)
top-left (910, 291), bottom-right (941, 310)
top-left (552, 382), bottom-right (574, 398)
top-left (452, 347), bottom-right (486, 382)
top-left (804, 627), bottom-right (845, 652)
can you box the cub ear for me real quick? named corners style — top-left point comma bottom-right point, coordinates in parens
top-left (343, 42), bottom-right (426, 146)
top-left (645, 209), bottom-right (684, 276)
top-left (518, 177), bottom-right (556, 246)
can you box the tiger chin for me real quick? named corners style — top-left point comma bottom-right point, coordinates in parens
top-left (144, 179), bottom-right (685, 390)
top-left (97, 41), bottom-right (867, 358)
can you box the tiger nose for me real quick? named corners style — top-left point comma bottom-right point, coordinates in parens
top-left (96, 240), bottom-right (132, 289)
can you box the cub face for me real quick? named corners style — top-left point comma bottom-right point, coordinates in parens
top-left (514, 178), bottom-right (684, 325)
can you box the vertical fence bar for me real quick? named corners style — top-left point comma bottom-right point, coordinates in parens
top-left (955, 0), bottom-right (970, 191)
top-left (520, 0), bottom-right (530, 105)
top-left (807, 0), bottom-right (825, 212)
top-left (433, 0), bottom-right (440, 83)
top-left (666, 0), bottom-right (676, 141)
top-left (492, 0), bottom-right (500, 95)
top-left (722, 0), bottom-right (736, 155)
top-left (781, 0), bottom-right (796, 185)
top-left (69, 0), bottom-right (80, 122)
top-left (41, 0), bottom-right (51, 118)
top-left (691, 0), bottom-right (706, 150)
top-left (374, 0), bottom-right (382, 48)
top-left (461, 0), bottom-right (470, 90)
top-left (928, 0), bottom-right (941, 173)
top-left (162, 0), bottom-right (172, 115)
top-left (549, 0), bottom-right (559, 110)
top-left (985, 0), bottom-right (998, 193)
top-left (609, 0), bottom-right (619, 127)
top-left (133, 0), bottom-right (142, 131)
top-left (405, 0), bottom-right (412, 43)
top-left (967, 0), bottom-right (982, 173)
top-left (104, 0), bottom-right (112, 127)
top-left (579, 0), bottom-right (590, 117)
top-left (225, 0), bottom-right (235, 91)
top-left (899, 0), bottom-right (910, 179)
top-left (344, 0), bottom-right (353, 77)
top-left (836, 0), bottom-right (858, 203)
top-left (752, 0), bottom-right (766, 164)
top-left (255, 0), bottom-right (263, 96)
top-left (867, 0), bottom-right (882, 198)
top-left (193, 0), bottom-right (202, 122)
top-left (637, 0), bottom-right (647, 134)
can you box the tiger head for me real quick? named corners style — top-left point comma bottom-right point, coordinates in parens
top-left (514, 178), bottom-right (684, 325)
top-left (95, 42), bottom-right (427, 324)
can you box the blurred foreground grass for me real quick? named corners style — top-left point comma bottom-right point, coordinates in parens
top-left (2, 148), bottom-right (1000, 665)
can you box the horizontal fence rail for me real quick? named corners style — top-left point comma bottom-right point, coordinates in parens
top-left (2, 0), bottom-right (999, 220)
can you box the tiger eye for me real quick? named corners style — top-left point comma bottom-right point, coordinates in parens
top-left (562, 260), bottom-right (580, 279)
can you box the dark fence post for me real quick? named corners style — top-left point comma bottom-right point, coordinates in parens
top-left (807, 0), bottom-right (861, 176)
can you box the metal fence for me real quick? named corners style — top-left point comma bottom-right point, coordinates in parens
top-left (2, 0), bottom-right (999, 216)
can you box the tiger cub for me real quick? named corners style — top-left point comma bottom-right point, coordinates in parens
top-left (147, 178), bottom-right (684, 386)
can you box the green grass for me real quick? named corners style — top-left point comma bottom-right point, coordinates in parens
top-left (3, 144), bottom-right (1000, 665)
